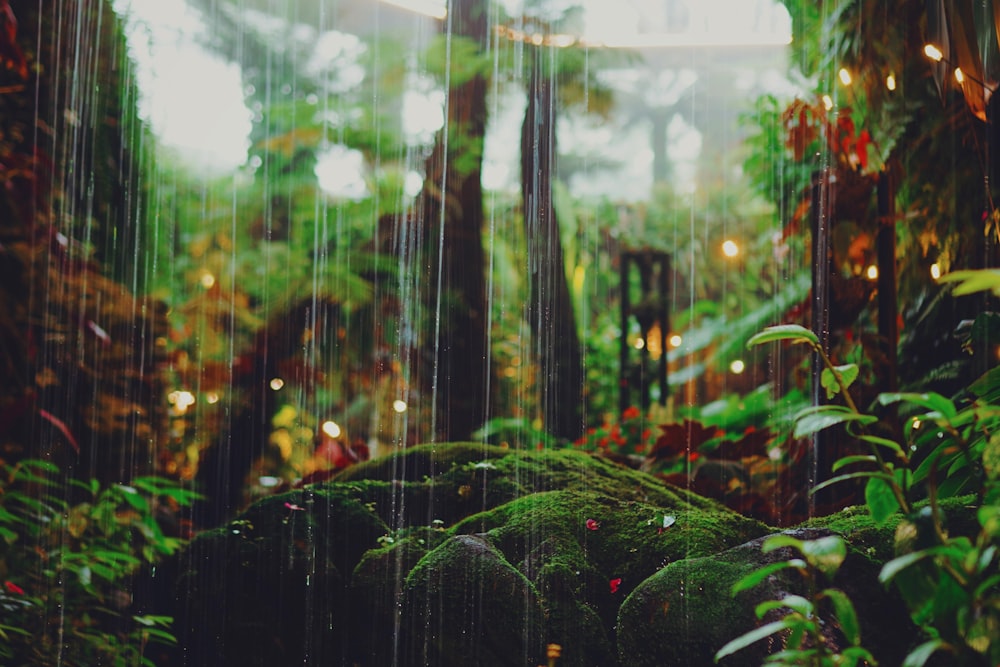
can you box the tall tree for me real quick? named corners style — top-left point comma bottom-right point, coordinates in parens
top-left (413, 0), bottom-right (493, 441)
top-left (519, 30), bottom-right (587, 441)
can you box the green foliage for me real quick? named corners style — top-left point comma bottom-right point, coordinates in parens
top-left (734, 301), bottom-right (1000, 664)
top-left (716, 534), bottom-right (875, 666)
top-left (0, 460), bottom-right (198, 666)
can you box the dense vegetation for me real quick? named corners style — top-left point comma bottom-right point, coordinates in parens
top-left (1, 0), bottom-right (999, 663)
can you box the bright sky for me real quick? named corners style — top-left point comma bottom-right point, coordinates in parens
top-left (115, 0), bottom-right (251, 172)
top-left (114, 0), bottom-right (792, 195)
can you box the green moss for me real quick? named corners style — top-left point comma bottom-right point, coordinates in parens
top-left (796, 494), bottom-right (979, 563)
top-left (400, 534), bottom-right (548, 666)
top-left (618, 554), bottom-right (763, 667)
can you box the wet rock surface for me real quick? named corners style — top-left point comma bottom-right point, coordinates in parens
top-left (173, 443), bottom-right (919, 666)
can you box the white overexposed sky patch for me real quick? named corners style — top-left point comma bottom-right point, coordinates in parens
top-left (114, 0), bottom-right (792, 196)
top-left (115, 0), bottom-right (251, 173)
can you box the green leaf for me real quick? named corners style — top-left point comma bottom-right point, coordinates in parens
top-left (793, 405), bottom-right (877, 439)
top-left (902, 639), bottom-right (949, 667)
top-left (746, 324), bottom-right (819, 349)
top-left (968, 365), bottom-right (1000, 402)
top-left (865, 476), bottom-right (901, 524)
top-left (937, 268), bottom-right (1000, 296)
top-left (841, 645), bottom-right (877, 665)
top-left (857, 433), bottom-right (906, 459)
top-left (756, 594), bottom-right (812, 617)
top-left (714, 618), bottom-right (798, 661)
top-left (821, 364), bottom-right (859, 399)
top-left (761, 534), bottom-right (804, 554)
top-left (812, 471), bottom-right (894, 496)
top-left (831, 454), bottom-right (878, 472)
top-left (979, 505), bottom-right (1000, 537)
top-left (879, 548), bottom-right (942, 585)
top-left (732, 560), bottom-right (805, 593)
top-left (877, 392), bottom-right (957, 420)
top-left (822, 588), bottom-right (861, 645)
top-left (798, 535), bottom-right (847, 577)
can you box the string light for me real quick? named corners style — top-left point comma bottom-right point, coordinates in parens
top-left (722, 239), bottom-right (739, 257)
top-left (923, 42), bottom-right (993, 90)
top-left (838, 68), bottom-right (852, 86)
top-left (930, 263), bottom-right (941, 280)
top-left (923, 44), bottom-right (944, 62)
top-left (886, 73), bottom-right (896, 91)
top-left (822, 94), bottom-right (834, 111)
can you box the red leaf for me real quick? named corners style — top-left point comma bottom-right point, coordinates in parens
top-left (856, 129), bottom-right (871, 171)
top-left (648, 420), bottom-right (721, 461)
top-left (38, 408), bottom-right (79, 453)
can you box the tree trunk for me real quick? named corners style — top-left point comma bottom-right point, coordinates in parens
top-left (414, 0), bottom-right (492, 441)
top-left (520, 51), bottom-right (584, 442)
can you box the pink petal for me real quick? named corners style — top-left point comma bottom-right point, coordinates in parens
top-left (585, 518), bottom-right (599, 531)
top-left (609, 577), bottom-right (622, 594)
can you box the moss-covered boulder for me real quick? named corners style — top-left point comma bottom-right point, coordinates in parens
top-left (175, 442), bottom-right (951, 665)
top-left (616, 527), bottom-right (915, 666)
top-left (174, 443), bottom-right (770, 666)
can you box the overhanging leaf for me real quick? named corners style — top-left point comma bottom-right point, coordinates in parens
top-left (938, 269), bottom-right (1000, 296)
top-left (831, 454), bottom-right (878, 472)
top-left (714, 618), bottom-right (798, 661)
top-left (798, 535), bottom-right (847, 577)
top-left (865, 476), bottom-right (901, 524)
top-left (876, 392), bottom-right (957, 420)
top-left (732, 560), bottom-right (806, 594)
top-left (822, 588), bottom-right (861, 645)
top-left (902, 639), bottom-right (948, 667)
top-left (793, 405), bottom-right (877, 439)
top-left (746, 324), bottom-right (819, 349)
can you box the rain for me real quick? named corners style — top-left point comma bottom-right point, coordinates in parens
top-left (2, 0), bottom-right (999, 665)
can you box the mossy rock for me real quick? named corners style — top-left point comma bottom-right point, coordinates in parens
top-left (175, 443), bottom-right (975, 665)
top-left (616, 527), bottom-right (915, 666)
top-left (174, 486), bottom-right (389, 666)
top-left (174, 443), bottom-right (771, 666)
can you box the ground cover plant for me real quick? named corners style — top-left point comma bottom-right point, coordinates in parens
top-left (717, 309), bottom-right (1000, 665)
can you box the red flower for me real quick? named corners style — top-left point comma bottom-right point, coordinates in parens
top-left (623, 406), bottom-right (641, 420)
top-left (4, 580), bottom-right (25, 595)
top-left (586, 518), bottom-right (599, 531)
top-left (609, 577), bottom-right (622, 594)
top-left (284, 502), bottom-right (305, 511)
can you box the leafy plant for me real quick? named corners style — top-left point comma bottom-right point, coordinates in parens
top-left (0, 459), bottom-right (199, 666)
top-left (715, 534), bottom-right (875, 666)
top-left (730, 316), bottom-right (1000, 665)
